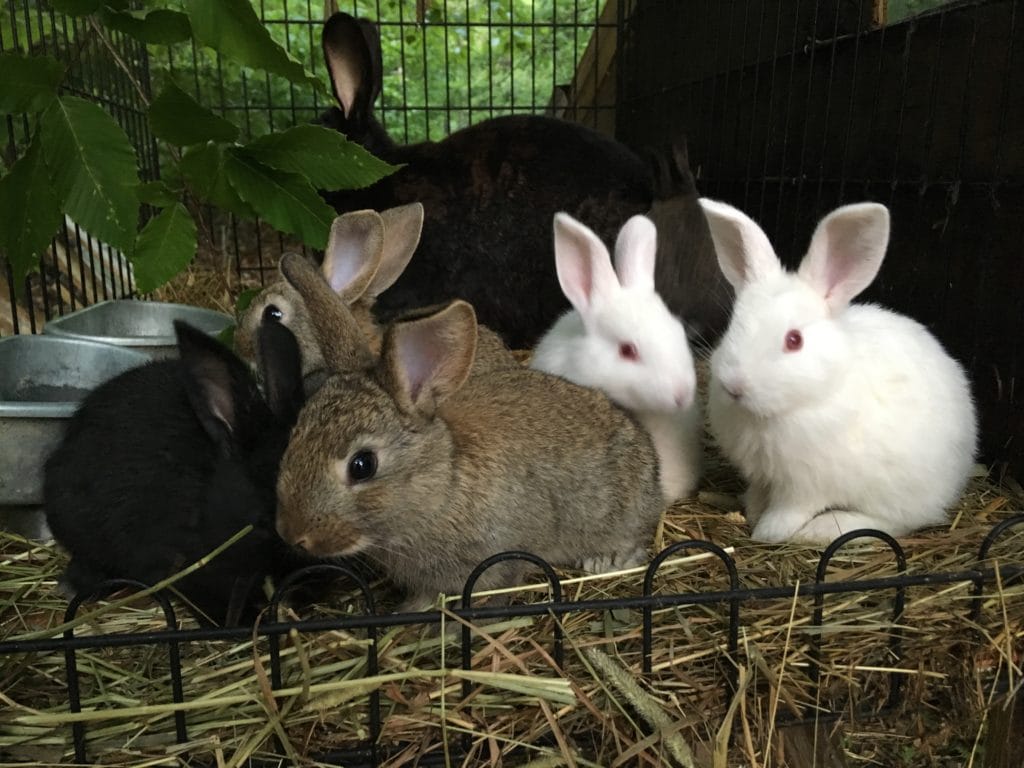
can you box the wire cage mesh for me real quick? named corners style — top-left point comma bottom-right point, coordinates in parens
top-left (615, 0), bottom-right (1024, 479)
top-left (0, 0), bottom-right (159, 335)
top-left (144, 0), bottom-right (615, 294)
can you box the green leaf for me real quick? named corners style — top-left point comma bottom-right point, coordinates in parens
top-left (136, 180), bottom-right (181, 207)
top-left (49, 0), bottom-right (103, 15)
top-left (243, 125), bottom-right (400, 191)
top-left (0, 54), bottom-right (63, 114)
top-left (130, 203), bottom-right (197, 293)
top-left (180, 142), bottom-right (255, 219)
top-left (217, 323), bottom-right (236, 348)
top-left (235, 286), bottom-right (261, 313)
top-left (224, 148), bottom-right (334, 249)
top-left (99, 8), bottom-right (192, 45)
top-left (183, 0), bottom-right (320, 90)
top-left (39, 96), bottom-right (139, 253)
top-left (148, 79), bottom-right (238, 145)
top-left (0, 134), bottom-right (63, 282)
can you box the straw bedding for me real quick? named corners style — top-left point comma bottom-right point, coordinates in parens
top-left (3, 269), bottom-right (1022, 766)
top-left (2, 461), bottom-right (1021, 767)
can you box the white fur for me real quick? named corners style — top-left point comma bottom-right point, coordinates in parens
top-left (701, 199), bottom-right (978, 543)
top-left (531, 212), bottom-right (703, 502)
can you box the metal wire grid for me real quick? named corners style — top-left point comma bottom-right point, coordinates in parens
top-left (1, 0), bottom-right (158, 336)
top-left (615, 0), bottom-right (1018, 243)
top-left (614, 0), bottom-right (1024, 479)
top-left (0, 2), bottom-right (610, 332)
top-left (153, 0), bottom-right (612, 292)
top-left (1, 517), bottom-right (1021, 766)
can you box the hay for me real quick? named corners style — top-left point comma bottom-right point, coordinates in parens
top-left (3, 270), bottom-right (1022, 764)
top-left (2, 465), bottom-right (1022, 767)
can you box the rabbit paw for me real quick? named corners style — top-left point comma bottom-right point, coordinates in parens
top-left (751, 508), bottom-right (816, 543)
top-left (396, 594), bottom-right (437, 614)
top-left (793, 510), bottom-right (891, 544)
top-left (580, 546), bottom-right (647, 574)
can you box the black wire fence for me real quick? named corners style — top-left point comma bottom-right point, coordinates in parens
top-left (0, 518), bottom-right (1021, 765)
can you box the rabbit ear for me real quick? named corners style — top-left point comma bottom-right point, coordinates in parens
top-left (322, 12), bottom-right (381, 123)
top-left (321, 209), bottom-right (385, 301)
top-left (798, 203), bottom-right (890, 313)
top-left (552, 212), bottom-right (619, 314)
top-left (613, 215), bottom-right (657, 290)
top-left (378, 300), bottom-right (477, 418)
top-left (364, 202), bottom-right (424, 298)
top-left (257, 319), bottom-right (305, 425)
top-left (698, 198), bottom-right (781, 289)
top-left (644, 137), bottom-right (696, 200)
top-left (174, 321), bottom-right (255, 447)
top-left (280, 253), bottom-right (374, 372)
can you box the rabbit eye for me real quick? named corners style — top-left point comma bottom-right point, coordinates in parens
top-left (263, 304), bottom-right (284, 322)
top-left (784, 329), bottom-right (803, 352)
top-left (619, 342), bottom-right (639, 361)
top-left (348, 450), bottom-right (378, 483)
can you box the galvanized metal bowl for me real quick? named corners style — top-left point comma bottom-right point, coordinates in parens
top-left (43, 299), bottom-right (232, 359)
top-left (0, 335), bottom-right (150, 507)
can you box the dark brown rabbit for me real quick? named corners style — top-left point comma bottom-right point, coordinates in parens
top-left (644, 140), bottom-right (734, 351)
top-left (317, 12), bottom-right (654, 349)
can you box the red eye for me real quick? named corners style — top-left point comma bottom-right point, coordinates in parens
top-left (784, 329), bottom-right (803, 352)
top-left (619, 342), bottom-right (639, 361)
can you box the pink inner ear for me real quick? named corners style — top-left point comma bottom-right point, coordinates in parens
top-left (329, 53), bottom-right (361, 117)
top-left (324, 216), bottom-right (380, 297)
top-left (326, 249), bottom-right (360, 294)
top-left (399, 327), bottom-right (444, 404)
top-left (800, 205), bottom-right (888, 311)
top-left (554, 214), bottom-right (616, 313)
top-left (206, 386), bottom-right (236, 435)
top-left (190, 356), bottom-right (236, 434)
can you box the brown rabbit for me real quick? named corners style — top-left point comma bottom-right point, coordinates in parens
top-left (273, 254), bottom-right (665, 610)
top-left (236, 204), bottom-right (518, 389)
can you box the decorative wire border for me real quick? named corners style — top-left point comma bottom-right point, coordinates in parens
top-left (1, 516), bottom-right (1022, 765)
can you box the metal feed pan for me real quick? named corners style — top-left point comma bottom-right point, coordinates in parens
top-left (0, 336), bottom-right (149, 506)
top-left (43, 300), bottom-right (232, 359)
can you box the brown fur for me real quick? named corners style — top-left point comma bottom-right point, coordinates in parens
top-left (235, 205), bottom-right (519, 383)
top-left (275, 284), bottom-right (666, 609)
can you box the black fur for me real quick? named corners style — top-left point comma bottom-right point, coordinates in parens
top-left (644, 140), bottom-right (734, 351)
top-left (44, 320), bottom-right (307, 626)
top-left (317, 12), bottom-right (655, 349)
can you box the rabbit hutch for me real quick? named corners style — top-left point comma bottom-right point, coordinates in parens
top-left (1, 0), bottom-right (1023, 766)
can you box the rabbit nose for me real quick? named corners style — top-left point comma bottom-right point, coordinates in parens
top-left (276, 515), bottom-right (306, 548)
top-left (718, 372), bottom-right (745, 400)
top-left (674, 388), bottom-right (693, 409)
top-left (723, 382), bottom-right (744, 400)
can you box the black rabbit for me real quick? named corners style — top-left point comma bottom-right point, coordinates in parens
top-left (644, 140), bottom-right (734, 351)
top-left (44, 320), bottom-right (306, 626)
top-left (317, 12), bottom-right (656, 349)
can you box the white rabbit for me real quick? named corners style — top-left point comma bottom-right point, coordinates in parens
top-left (700, 198), bottom-right (978, 543)
top-left (531, 212), bottom-right (702, 503)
